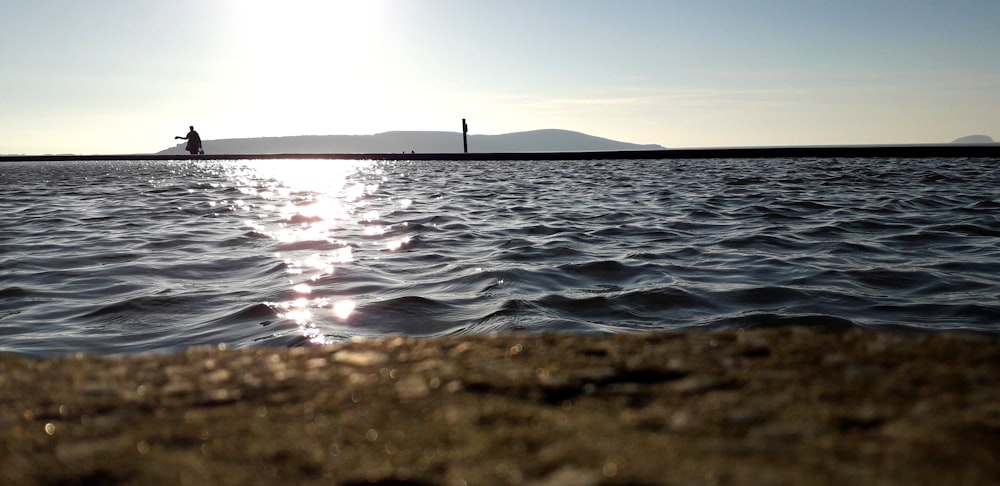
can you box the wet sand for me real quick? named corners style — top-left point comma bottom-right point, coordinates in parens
top-left (1, 327), bottom-right (998, 485)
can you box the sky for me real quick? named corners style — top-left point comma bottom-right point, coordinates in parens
top-left (2, 0), bottom-right (999, 154)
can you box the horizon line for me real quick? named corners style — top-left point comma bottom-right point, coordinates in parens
top-left (3, 143), bottom-right (999, 162)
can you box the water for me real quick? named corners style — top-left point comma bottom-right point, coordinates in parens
top-left (1, 157), bottom-right (998, 357)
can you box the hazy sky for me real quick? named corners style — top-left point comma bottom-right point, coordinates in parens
top-left (2, 0), bottom-right (998, 154)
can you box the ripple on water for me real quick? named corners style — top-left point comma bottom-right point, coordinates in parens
top-left (0, 157), bottom-right (998, 356)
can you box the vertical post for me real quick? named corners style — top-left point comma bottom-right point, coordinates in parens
top-left (462, 118), bottom-right (469, 153)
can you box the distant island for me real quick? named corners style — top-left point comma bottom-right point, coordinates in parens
top-left (951, 134), bottom-right (995, 144)
top-left (156, 129), bottom-right (665, 155)
top-left (6, 132), bottom-right (1000, 161)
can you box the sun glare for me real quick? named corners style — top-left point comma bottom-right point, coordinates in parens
top-left (224, 158), bottom-right (394, 344)
top-left (227, 1), bottom-right (391, 133)
top-left (235, 0), bottom-right (383, 51)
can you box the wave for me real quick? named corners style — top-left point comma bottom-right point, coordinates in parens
top-left (0, 157), bottom-right (998, 357)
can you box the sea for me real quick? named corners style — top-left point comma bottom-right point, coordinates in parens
top-left (1, 157), bottom-right (998, 358)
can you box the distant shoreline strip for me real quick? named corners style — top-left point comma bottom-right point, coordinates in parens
top-left (3, 144), bottom-right (999, 162)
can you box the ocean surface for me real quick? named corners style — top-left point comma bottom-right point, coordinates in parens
top-left (1, 157), bottom-right (998, 357)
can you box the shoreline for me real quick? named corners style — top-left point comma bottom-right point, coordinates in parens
top-left (2, 327), bottom-right (997, 484)
top-left (3, 143), bottom-right (999, 162)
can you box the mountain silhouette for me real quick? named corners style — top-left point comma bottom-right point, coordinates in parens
top-left (951, 134), bottom-right (995, 144)
top-left (156, 129), bottom-right (664, 155)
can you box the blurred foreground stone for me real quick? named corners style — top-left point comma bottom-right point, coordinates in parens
top-left (1, 327), bottom-right (998, 485)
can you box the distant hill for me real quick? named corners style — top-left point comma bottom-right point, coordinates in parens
top-left (156, 129), bottom-right (665, 155)
top-left (951, 134), bottom-right (995, 144)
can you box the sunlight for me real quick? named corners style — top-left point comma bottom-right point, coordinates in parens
top-left (222, 158), bottom-right (393, 345)
top-left (386, 236), bottom-right (411, 251)
top-left (233, 1), bottom-right (384, 58)
top-left (255, 159), bottom-right (357, 194)
top-left (225, 1), bottom-right (392, 133)
top-left (333, 300), bottom-right (356, 320)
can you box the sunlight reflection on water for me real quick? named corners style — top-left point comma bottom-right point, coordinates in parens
top-left (1, 157), bottom-right (998, 358)
top-left (224, 158), bottom-right (394, 344)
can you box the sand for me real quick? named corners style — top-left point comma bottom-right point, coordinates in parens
top-left (1, 327), bottom-right (997, 485)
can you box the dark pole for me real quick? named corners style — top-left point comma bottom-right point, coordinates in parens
top-left (462, 118), bottom-right (468, 153)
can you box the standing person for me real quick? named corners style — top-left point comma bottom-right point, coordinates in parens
top-left (175, 126), bottom-right (203, 155)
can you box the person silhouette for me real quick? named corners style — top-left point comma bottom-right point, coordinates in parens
top-left (175, 126), bottom-right (203, 155)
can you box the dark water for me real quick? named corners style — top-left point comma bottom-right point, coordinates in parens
top-left (1, 157), bottom-right (998, 357)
